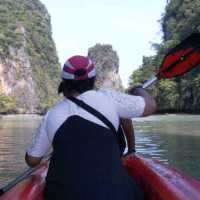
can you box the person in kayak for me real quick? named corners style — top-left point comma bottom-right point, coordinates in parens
top-left (97, 69), bottom-right (136, 155)
top-left (25, 55), bottom-right (156, 200)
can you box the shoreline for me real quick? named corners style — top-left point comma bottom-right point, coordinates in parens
top-left (1, 111), bottom-right (200, 122)
top-left (1, 108), bottom-right (200, 117)
top-left (0, 114), bottom-right (42, 119)
top-left (1, 112), bottom-right (200, 117)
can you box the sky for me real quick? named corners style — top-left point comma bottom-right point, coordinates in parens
top-left (40, 0), bottom-right (167, 87)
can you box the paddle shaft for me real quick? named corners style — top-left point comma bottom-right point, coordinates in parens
top-left (0, 165), bottom-right (41, 196)
top-left (142, 76), bottom-right (158, 89)
top-left (0, 153), bottom-right (51, 197)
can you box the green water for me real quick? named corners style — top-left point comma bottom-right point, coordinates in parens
top-left (0, 115), bottom-right (41, 188)
top-left (133, 114), bottom-right (200, 180)
top-left (0, 114), bottom-right (199, 188)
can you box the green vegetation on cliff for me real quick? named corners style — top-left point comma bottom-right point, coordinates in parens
top-left (88, 44), bottom-right (122, 90)
top-left (0, 0), bottom-right (61, 113)
top-left (129, 0), bottom-right (200, 113)
top-left (0, 95), bottom-right (16, 114)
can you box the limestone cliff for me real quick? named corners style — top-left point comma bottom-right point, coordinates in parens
top-left (0, 0), bottom-right (60, 113)
top-left (88, 44), bottom-right (123, 90)
top-left (0, 0), bottom-right (123, 114)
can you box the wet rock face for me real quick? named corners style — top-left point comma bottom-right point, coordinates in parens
top-left (88, 44), bottom-right (123, 90)
top-left (0, 45), bottom-right (39, 113)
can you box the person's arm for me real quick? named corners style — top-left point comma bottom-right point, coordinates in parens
top-left (25, 112), bottom-right (51, 167)
top-left (120, 118), bottom-right (135, 153)
top-left (128, 87), bottom-right (156, 116)
top-left (101, 88), bottom-right (156, 119)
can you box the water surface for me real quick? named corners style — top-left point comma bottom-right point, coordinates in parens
top-left (134, 114), bottom-right (200, 180)
top-left (0, 114), bottom-right (200, 188)
top-left (0, 115), bottom-right (41, 187)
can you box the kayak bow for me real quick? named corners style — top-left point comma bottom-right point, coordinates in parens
top-left (1, 154), bottom-right (200, 200)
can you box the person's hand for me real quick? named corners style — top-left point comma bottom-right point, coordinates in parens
top-left (128, 85), bottom-right (144, 94)
top-left (128, 85), bottom-right (157, 116)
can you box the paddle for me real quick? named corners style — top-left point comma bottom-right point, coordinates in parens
top-left (142, 33), bottom-right (200, 88)
top-left (0, 154), bottom-right (51, 197)
top-left (125, 33), bottom-right (200, 157)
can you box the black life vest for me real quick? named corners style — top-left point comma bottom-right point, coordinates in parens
top-left (44, 115), bottom-right (143, 200)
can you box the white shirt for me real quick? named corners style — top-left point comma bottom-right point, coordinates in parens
top-left (27, 89), bottom-right (145, 157)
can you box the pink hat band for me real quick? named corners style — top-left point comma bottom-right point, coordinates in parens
top-left (61, 55), bottom-right (96, 81)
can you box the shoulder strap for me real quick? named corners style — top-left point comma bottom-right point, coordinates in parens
top-left (67, 96), bottom-right (117, 136)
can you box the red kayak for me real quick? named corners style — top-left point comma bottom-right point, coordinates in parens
top-left (0, 154), bottom-right (200, 200)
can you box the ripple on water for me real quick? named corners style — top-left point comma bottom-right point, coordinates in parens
top-left (0, 114), bottom-right (200, 187)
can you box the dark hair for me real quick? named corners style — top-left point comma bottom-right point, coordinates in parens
top-left (58, 77), bottom-right (95, 95)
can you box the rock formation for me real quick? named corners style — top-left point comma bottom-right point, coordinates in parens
top-left (0, 0), bottom-right (60, 113)
top-left (88, 44), bottom-right (123, 90)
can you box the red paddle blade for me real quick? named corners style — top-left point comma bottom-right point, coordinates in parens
top-left (157, 33), bottom-right (200, 80)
